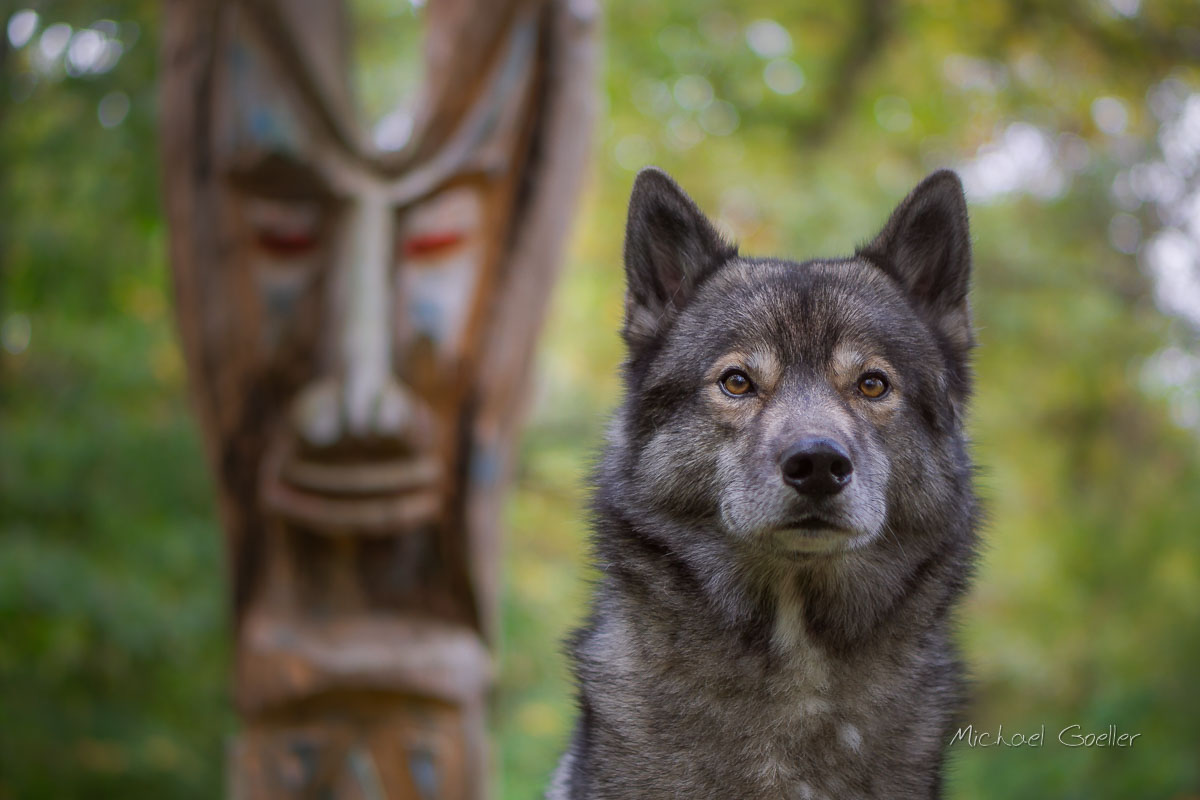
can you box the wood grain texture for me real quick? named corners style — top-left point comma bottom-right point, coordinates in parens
top-left (161, 1), bottom-right (595, 795)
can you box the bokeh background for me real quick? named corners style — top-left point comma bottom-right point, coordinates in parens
top-left (3, 1), bottom-right (1200, 797)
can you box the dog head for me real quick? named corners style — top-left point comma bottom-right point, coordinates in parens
top-left (610, 168), bottom-right (973, 559)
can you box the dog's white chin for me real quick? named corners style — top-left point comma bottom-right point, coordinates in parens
top-left (771, 527), bottom-right (851, 555)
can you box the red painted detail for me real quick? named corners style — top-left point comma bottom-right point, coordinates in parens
top-left (256, 229), bottom-right (318, 257)
top-left (402, 231), bottom-right (465, 259)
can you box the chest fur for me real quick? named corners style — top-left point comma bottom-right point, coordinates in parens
top-left (574, 585), bottom-right (945, 799)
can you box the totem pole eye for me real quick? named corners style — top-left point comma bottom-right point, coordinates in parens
top-left (244, 198), bottom-right (324, 259)
top-left (255, 229), bottom-right (319, 257)
top-left (401, 230), bottom-right (466, 260)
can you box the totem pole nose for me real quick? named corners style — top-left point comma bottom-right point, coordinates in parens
top-left (338, 186), bottom-right (395, 437)
top-left (291, 376), bottom-right (433, 451)
top-left (290, 187), bottom-right (431, 452)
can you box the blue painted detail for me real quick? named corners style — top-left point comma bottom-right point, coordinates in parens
top-left (408, 747), bottom-right (439, 800)
top-left (409, 297), bottom-right (444, 340)
top-left (346, 747), bottom-right (386, 800)
top-left (225, 34), bottom-right (304, 153)
top-left (278, 738), bottom-right (318, 790)
top-left (250, 108), bottom-right (276, 142)
top-left (263, 282), bottom-right (301, 317)
top-left (470, 445), bottom-right (501, 486)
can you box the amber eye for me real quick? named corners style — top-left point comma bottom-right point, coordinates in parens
top-left (858, 372), bottom-right (890, 399)
top-left (719, 369), bottom-right (755, 397)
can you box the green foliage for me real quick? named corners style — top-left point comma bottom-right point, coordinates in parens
top-left (2, 1), bottom-right (1198, 798)
top-left (1, 5), bottom-right (233, 797)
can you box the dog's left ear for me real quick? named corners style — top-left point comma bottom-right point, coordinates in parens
top-left (622, 168), bottom-right (735, 353)
top-left (859, 170), bottom-right (973, 355)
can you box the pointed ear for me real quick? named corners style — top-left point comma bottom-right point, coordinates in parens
top-left (622, 168), bottom-right (735, 352)
top-left (858, 170), bottom-right (973, 353)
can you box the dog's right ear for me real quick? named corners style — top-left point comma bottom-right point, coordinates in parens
top-left (622, 168), bottom-right (735, 353)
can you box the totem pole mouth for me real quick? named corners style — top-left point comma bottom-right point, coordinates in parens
top-left (260, 435), bottom-right (443, 533)
top-left (281, 456), bottom-right (439, 495)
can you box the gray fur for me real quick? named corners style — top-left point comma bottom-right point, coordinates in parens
top-left (549, 168), bottom-right (979, 799)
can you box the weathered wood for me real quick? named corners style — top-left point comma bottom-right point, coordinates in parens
top-left (160, 1), bottom-right (595, 796)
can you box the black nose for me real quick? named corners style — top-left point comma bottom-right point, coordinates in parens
top-left (780, 437), bottom-right (854, 496)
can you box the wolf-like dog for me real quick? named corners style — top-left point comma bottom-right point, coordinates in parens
top-left (548, 168), bottom-right (979, 799)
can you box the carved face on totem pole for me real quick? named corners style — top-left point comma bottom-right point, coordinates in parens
top-left (162, 0), bottom-right (593, 795)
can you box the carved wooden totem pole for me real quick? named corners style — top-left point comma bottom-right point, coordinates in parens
top-left (160, 1), bottom-right (594, 796)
